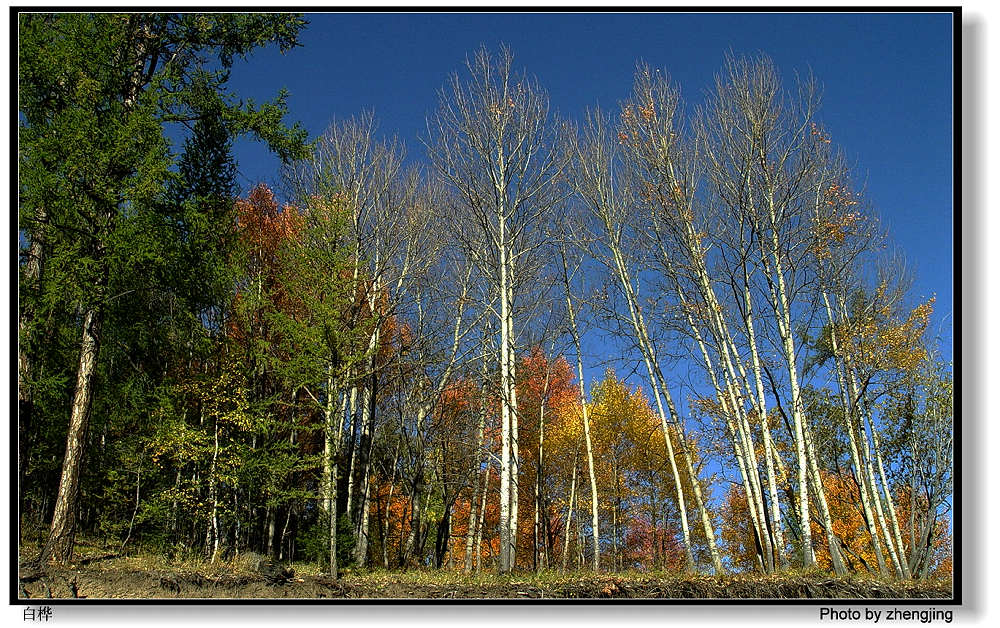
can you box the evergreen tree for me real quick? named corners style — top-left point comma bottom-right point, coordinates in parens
top-left (18, 13), bottom-right (309, 565)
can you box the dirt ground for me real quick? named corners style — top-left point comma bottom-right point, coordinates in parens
top-left (17, 564), bottom-right (953, 600)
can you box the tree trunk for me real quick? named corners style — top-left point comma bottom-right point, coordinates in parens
top-left (464, 373), bottom-right (488, 572)
top-left (40, 304), bottom-right (102, 564)
top-left (324, 377), bottom-right (346, 577)
top-left (382, 441), bottom-right (400, 569)
top-left (279, 505), bottom-right (294, 561)
top-left (762, 225), bottom-right (815, 568)
top-left (354, 327), bottom-right (379, 536)
top-left (507, 278), bottom-right (520, 571)
top-left (745, 285), bottom-right (787, 570)
top-left (434, 504), bottom-right (452, 568)
top-left (605, 241), bottom-right (701, 570)
top-left (612, 461), bottom-right (619, 571)
top-left (824, 293), bottom-right (889, 576)
top-left (559, 250), bottom-right (601, 571)
top-left (534, 368), bottom-right (549, 572)
top-left (562, 450), bottom-right (579, 572)
top-left (404, 469), bottom-right (424, 567)
top-left (474, 465), bottom-right (490, 573)
top-left (498, 229), bottom-right (512, 573)
top-left (803, 419), bottom-right (847, 575)
top-left (355, 463), bottom-right (372, 566)
top-left (205, 417), bottom-right (221, 562)
top-left (344, 383), bottom-right (360, 526)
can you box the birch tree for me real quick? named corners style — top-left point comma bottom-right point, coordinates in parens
top-left (556, 243), bottom-right (602, 570)
top-left (694, 55), bottom-right (850, 572)
top-left (567, 99), bottom-right (723, 573)
top-left (426, 45), bottom-right (565, 572)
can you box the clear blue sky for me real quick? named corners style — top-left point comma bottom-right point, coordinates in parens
top-left (224, 11), bottom-right (954, 363)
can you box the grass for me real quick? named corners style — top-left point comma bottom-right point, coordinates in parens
top-left (18, 531), bottom-right (952, 600)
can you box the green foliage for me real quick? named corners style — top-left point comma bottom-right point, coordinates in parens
top-left (298, 512), bottom-right (356, 569)
top-left (17, 12), bottom-right (311, 560)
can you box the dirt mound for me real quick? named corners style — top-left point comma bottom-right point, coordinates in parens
top-left (548, 574), bottom-right (951, 600)
top-left (18, 565), bottom-right (346, 599)
top-left (17, 567), bottom-right (952, 600)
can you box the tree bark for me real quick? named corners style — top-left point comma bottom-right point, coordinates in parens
top-left (40, 304), bottom-right (103, 564)
top-left (464, 371), bottom-right (488, 572)
top-left (558, 249), bottom-right (603, 571)
top-left (474, 465), bottom-right (490, 572)
top-left (562, 449), bottom-right (579, 572)
top-left (205, 417), bottom-right (221, 562)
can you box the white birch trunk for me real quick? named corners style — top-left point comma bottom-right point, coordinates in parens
top-left (560, 250), bottom-right (601, 570)
top-left (823, 293), bottom-right (889, 576)
top-left (562, 449), bottom-right (579, 572)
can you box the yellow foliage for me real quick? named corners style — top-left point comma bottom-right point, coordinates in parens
top-left (838, 295), bottom-right (934, 373)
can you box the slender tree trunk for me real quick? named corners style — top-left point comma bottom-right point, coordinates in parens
top-left (534, 368), bottom-right (550, 572)
top-left (474, 465), bottom-right (490, 573)
top-left (344, 383), bottom-right (360, 525)
top-left (265, 506), bottom-right (276, 558)
top-left (576, 487), bottom-right (585, 569)
top-left (744, 280), bottom-right (787, 569)
top-left (604, 241), bottom-right (703, 570)
top-left (824, 293), bottom-right (888, 576)
top-left (562, 449), bottom-right (579, 572)
top-left (355, 464), bottom-right (372, 566)
top-left (40, 303), bottom-right (103, 565)
top-left (323, 375), bottom-right (346, 577)
top-left (404, 460), bottom-right (425, 567)
top-left (690, 304), bottom-right (771, 573)
top-left (205, 418), bottom-right (221, 562)
top-left (417, 482), bottom-right (433, 559)
top-left (866, 403), bottom-right (913, 578)
top-left (839, 301), bottom-right (905, 578)
top-left (434, 501), bottom-right (452, 568)
top-left (638, 346), bottom-right (696, 570)
top-left (462, 469), bottom-right (483, 573)
top-left (704, 303), bottom-right (775, 574)
top-left (498, 223), bottom-right (513, 573)
top-left (612, 461), bottom-right (620, 571)
top-left (279, 506), bottom-right (293, 561)
top-left (446, 508), bottom-right (455, 569)
top-left (668, 234), bottom-right (749, 575)
top-left (383, 442), bottom-right (400, 569)
top-left (678, 295), bottom-right (762, 573)
top-left (803, 419), bottom-right (847, 575)
top-left (170, 467), bottom-right (181, 547)
top-left (507, 294), bottom-right (520, 571)
top-left (559, 250), bottom-right (601, 570)
top-left (354, 325), bottom-right (379, 538)
top-left (465, 372), bottom-right (488, 572)
top-left (762, 224), bottom-right (814, 568)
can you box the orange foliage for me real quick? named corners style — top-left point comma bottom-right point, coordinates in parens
top-left (513, 347), bottom-right (580, 568)
top-left (812, 473), bottom-right (952, 578)
top-left (624, 515), bottom-right (687, 571)
top-left (228, 184), bottom-right (305, 343)
top-left (235, 183), bottom-right (303, 277)
top-left (719, 485), bottom-right (761, 572)
top-left (809, 179), bottom-right (864, 261)
top-left (810, 472), bottom-right (882, 575)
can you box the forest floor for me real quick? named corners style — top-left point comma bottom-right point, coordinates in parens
top-left (17, 545), bottom-right (953, 600)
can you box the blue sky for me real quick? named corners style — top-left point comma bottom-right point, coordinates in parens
top-left (223, 10), bottom-right (955, 374)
